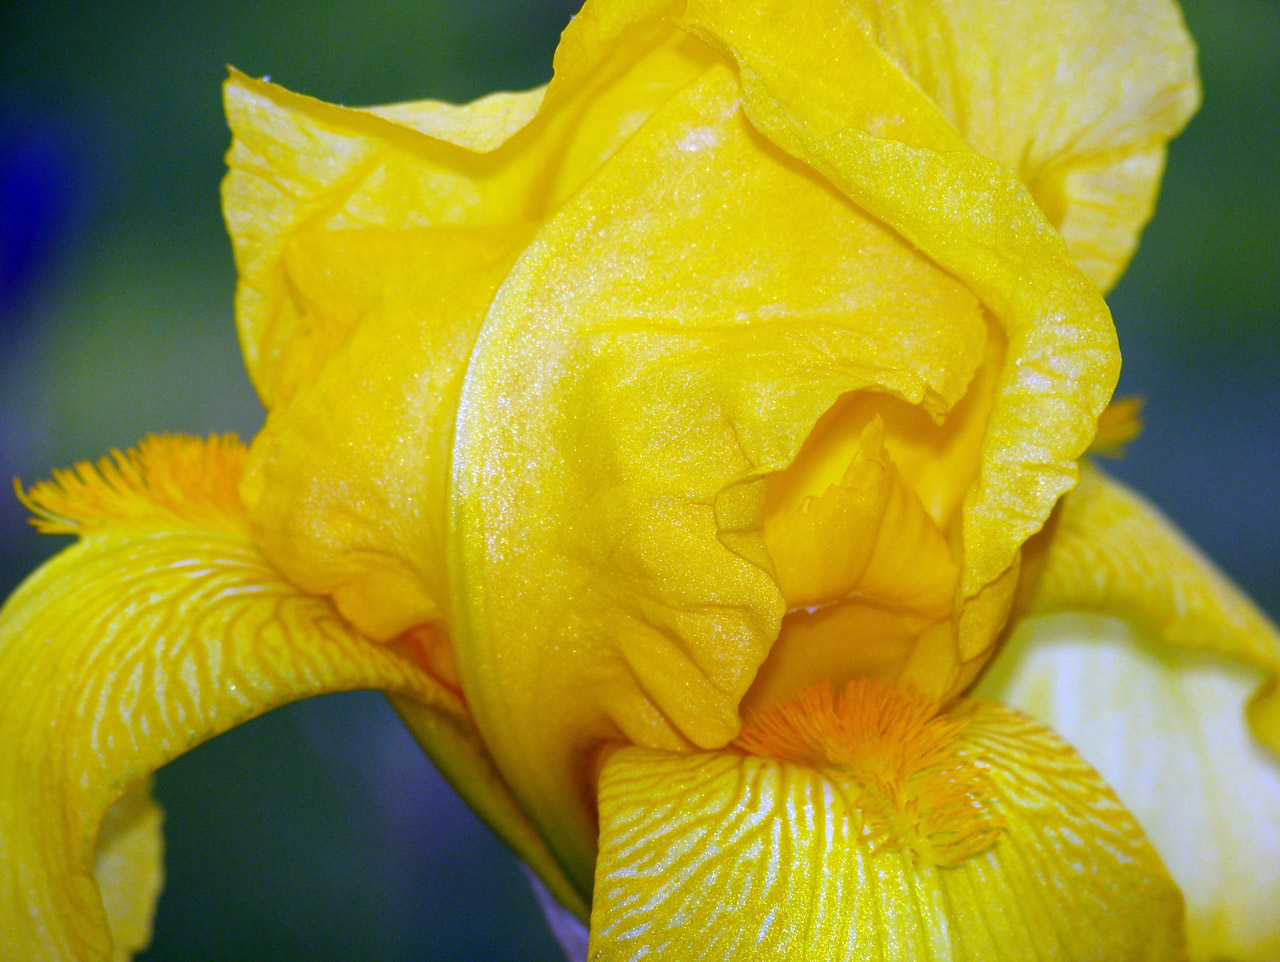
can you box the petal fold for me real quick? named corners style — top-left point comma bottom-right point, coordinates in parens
top-left (222, 21), bottom-right (716, 408)
top-left (680, 0), bottom-right (1123, 604)
top-left (835, 0), bottom-right (1199, 290)
top-left (590, 699), bottom-right (1184, 960)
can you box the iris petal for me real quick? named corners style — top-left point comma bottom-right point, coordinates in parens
top-left (0, 437), bottom-right (578, 960)
top-left (449, 60), bottom-right (988, 894)
top-left (836, 0), bottom-right (1199, 290)
top-left (680, 0), bottom-right (1123, 605)
top-left (590, 698), bottom-right (1184, 960)
top-left (1019, 463), bottom-right (1280, 753)
top-left (977, 613), bottom-right (1280, 962)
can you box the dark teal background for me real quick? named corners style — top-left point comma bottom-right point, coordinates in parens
top-left (1, 1), bottom-right (1276, 959)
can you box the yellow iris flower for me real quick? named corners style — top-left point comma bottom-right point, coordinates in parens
top-left (2, 0), bottom-right (1277, 959)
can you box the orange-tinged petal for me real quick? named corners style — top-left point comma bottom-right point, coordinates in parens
top-left (977, 613), bottom-right (1280, 962)
top-left (0, 437), bottom-right (581, 960)
top-left (1090, 395), bottom-right (1146, 458)
top-left (680, 0), bottom-right (1123, 605)
top-left (449, 60), bottom-right (989, 893)
top-left (1019, 463), bottom-right (1280, 754)
top-left (590, 696), bottom-right (1184, 960)
top-left (741, 603), bottom-right (941, 717)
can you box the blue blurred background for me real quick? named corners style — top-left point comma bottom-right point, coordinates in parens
top-left (0, 1), bottom-right (1276, 959)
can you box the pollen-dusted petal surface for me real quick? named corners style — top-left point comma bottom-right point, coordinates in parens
top-left (0, 436), bottom-right (578, 961)
top-left (1021, 464), bottom-right (1280, 754)
top-left (589, 697), bottom-right (1184, 961)
top-left (680, 0), bottom-right (1124, 603)
top-left (977, 613), bottom-right (1280, 962)
top-left (449, 59), bottom-right (988, 892)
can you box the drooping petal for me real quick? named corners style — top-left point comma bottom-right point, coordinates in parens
top-left (679, 0), bottom-right (1123, 609)
top-left (976, 613), bottom-right (1280, 962)
top-left (449, 59), bottom-right (989, 892)
top-left (590, 696), bottom-right (1184, 960)
top-left (0, 436), bottom-right (580, 961)
top-left (91, 780), bottom-right (163, 962)
top-left (985, 464), bottom-right (1280, 959)
top-left (1018, 463), bottom-right (1280, 753)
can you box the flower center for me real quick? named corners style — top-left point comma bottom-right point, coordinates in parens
top-left (734, 680), bottom-right (1004, 867)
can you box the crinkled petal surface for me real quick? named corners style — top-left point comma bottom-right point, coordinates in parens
top-left (589, 700), bottom-right (1184, 960)
top-left (223, 7), bottom-right (712, 409)
top-left (679, 0), bottom-right (1123, 602)
top-left (839, 0), bottom-right (1199, 291)
top-left (0, 437), bottom-right (578, 961)
top-left (223, 0), bottom-right (1200, 907)
top-left (977, 613), bottom-right (1280, 962)
top-left (450, 56), bottom-right (990, 893)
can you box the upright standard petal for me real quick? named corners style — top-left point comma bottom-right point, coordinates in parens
top-left (590, 685), bottom-right (1184, 960)
top-left (838, 0), bottom-right (1199, 290)
top-left (680, 0), bottom-right (1122, 607)
top-left (449, 60), bottom-right (990, 893)
top-left (0, 436), bottom-right (572, 961)
top-left (222, 17), bottom-right (716, 409)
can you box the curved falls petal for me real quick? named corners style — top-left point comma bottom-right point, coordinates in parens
top-left (0, 436), bottom-right (575, 960)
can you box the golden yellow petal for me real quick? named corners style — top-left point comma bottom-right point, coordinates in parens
top-left (238, 224), bottom-right (532, 640)
top-left (763, 417), bottom-right (957, 616)
top-left (977, 613), bottom-right (1280, 962)
top-left (222, 21), bottom-right (715, 409)
top-left (681, 0), bottom-right (1123, 605)
top-left (741, 602), bottom-right (939, 716)
top-left (847, 0), bottom-right (1199, 290)
top-left (590, 698), bottom-right (1184, 960)
top-left (0, 437), bottom-right (580, 960)
top-left (449, 60), bottom-right (988, 892)
top-left (1021, 463), bottom-right (1280, 754)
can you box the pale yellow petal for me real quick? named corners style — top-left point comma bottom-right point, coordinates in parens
top-left (0, 437), bottom-right (580, 960)
top-left (976, 613), bottom-right (1280, 962)
top-left (590, 700), bottom-right (1184, 960)
top-left (92, 781), bottom-right (163, 962)
top-left (1020, 463), bottom-right (1280, 753)
top-left (680, 0), bottom-right (1122, 607)
top-left (449, 61), bottom-right (988, 892)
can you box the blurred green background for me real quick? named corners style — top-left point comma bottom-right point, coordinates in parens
top-left (1, 1), bottom-right (1276, 959)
